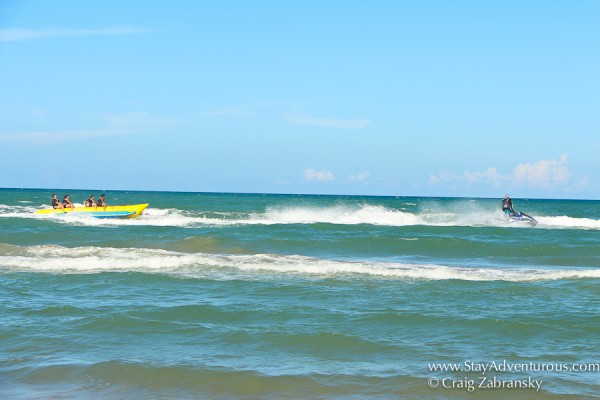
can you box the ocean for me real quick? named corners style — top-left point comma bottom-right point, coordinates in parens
top-left (1, 188), bottom-right (599, 399)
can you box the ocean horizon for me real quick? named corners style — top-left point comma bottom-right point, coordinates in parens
top-left (4, 186), bottom-right (600, 201)
top-left (2, 188), bottom-right (600, 399)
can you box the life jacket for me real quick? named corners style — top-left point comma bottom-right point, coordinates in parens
top-left (51, 198), bottom-right (59, 208)
top-left (502, 198), bottom-right (512, 210)
top-left (85, 198), bottom-right (94, 207)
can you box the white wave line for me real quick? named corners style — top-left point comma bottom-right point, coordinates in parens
top-left (1, 245), bottom-right (599, 282)
top-left (1, 203), bottom-right (599, 230)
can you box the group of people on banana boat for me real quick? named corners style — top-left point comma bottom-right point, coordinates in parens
top-left (51, 193), bottom-right (108, 210)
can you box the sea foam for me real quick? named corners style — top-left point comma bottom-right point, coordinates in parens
top-left (2, 244), bottom-right (599, 282)
top-left (537, 215), bottom-right (600, 230)
top-left (3, 203), bottom-right (600, 230)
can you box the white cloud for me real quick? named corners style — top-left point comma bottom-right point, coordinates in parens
top-left (428, 167), bottom-right (502, 186)
top-left (304, 168), bottom-right (335, 182)
top-left (0, 112), bottom-right (176, 144)
top-left (428, 154), bottom-right (590, 192)
top-left (0, 26), bottom-right (147, 42)
top-left (428, 171), bottom-right (458, 186)
top-left (464, 167), bottom-right (503, 185)
top-left (348, 171), bottom-right (370, 182)
top-left (512, 154), bottom-right (571, 187)
top-left (285, 114), bottom-right (370, 129)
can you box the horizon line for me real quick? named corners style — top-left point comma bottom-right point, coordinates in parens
top-left (1, 186), bottom-right (597, 202)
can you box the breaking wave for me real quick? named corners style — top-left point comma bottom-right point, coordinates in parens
top-left (1, 244), bottom-right (599, 282)
top-left (2, 203), bottom-right (599, 230)
top-left (536, 215), bottom-right (600, 230)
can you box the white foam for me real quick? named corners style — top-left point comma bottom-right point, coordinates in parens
top-left (56, 207), bottom-right (213, 227)
top-left (1, 244), bottom-right (599, 282)
top-left (0, 204), bottom-right (43, 219)
top-left (0, 205), bottom-right (218, 227)
top-left (0, 203), bottom-right (425, 227)
top-left (537, 215), bottom-right (600, 230)
top-left (254, 205), bottom-right (421, 226)
top-left (2, 203), bottom-right (599, 230)
top-left (0, 245), bottom-right (197, 271)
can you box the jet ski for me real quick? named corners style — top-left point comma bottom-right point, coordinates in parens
top-left (507, 211), bottom-right (538, 226)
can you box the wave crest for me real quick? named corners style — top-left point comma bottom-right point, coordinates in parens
top-left (2, 244), bottom-right (599, 282)
top-left (2, 203), bottom-right (599, 230)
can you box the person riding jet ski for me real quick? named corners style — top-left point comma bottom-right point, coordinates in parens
top-left (502, 194), bottom-right (514, 218)
top-left (502, 195), bottom-right (538, 226)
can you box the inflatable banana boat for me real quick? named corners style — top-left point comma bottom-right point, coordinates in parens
top-left (36, 203), bottom-right (149, 219)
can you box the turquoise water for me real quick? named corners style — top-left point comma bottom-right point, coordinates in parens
top-left (1, 188), bottom-right (600, 399)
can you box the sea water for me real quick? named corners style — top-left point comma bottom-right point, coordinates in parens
top-left (1, 188), bottom-right (599, 399)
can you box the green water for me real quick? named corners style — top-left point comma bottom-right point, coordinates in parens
top-left (1, 188), bottom-right (600, 399)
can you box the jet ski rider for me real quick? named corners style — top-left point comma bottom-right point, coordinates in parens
top-left (502, 194), bottom-right (515, 217)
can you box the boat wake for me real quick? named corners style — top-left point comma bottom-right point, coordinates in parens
top-left (1, 203), bottom-right (599, 230)
top-left (536, 215), bottom-right (600, 230)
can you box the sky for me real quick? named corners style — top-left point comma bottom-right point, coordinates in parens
top-left (1, 1), bottom-right (599, 199)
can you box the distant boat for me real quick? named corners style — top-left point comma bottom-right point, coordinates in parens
top-left (36, 203), bottom-right (149, 219)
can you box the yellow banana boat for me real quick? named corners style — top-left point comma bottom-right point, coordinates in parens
top-left (36, 203), bottom-right (149, 219)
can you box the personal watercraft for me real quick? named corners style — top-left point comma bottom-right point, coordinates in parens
top-left (507, 211), bottom-right (538, 226)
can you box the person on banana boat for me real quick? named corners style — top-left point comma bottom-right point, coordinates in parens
top-left (96, 194), bottom-right (108, 210)
top-left (62, 195), bottom-right (75, 209)
top-left (84, 195), bottom-right (96, 208)
top-left (51, 194), bottom-right (63, 209)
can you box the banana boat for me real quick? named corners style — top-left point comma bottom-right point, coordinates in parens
top-left (36, 203), bottom-right (149, 219)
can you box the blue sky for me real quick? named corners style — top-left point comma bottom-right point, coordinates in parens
top-left (1, 1), bottom-right (598, 198)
